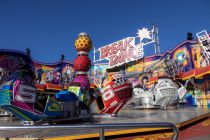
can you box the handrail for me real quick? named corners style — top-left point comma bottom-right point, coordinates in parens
top-left (0, 122), bottom-right (179, 140)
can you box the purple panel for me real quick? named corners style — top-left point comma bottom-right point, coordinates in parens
top-left (72, 75), bottom-right (90, 88)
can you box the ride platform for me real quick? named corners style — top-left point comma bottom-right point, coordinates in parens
top-left (0, 106), bottom-right (209, 140)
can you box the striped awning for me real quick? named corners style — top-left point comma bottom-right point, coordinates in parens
top-left (180, 69), bottom-right (195, 80)
top-left (35, 84), bottom-right (45, 91)
top-left (35, 83), bottom-right (62, 91)
top-left (195, 65), bottom-right (210, 78)
top-left (179, 66), bottom-right (210, 80)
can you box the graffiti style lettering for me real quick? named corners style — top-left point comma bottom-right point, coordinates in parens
top-left (124, 38), bottom-right (134, 49)
top-left (100, 37), bottom-right (135, 60)
top-left (46, 71), bottom-right (54, 83)
top-left (99, 37), bottom-right (144, 67)
top-left (0, 56), bottom-right (26, 72)
top-left (102, 85), bottom-right (115, 101)
top-left (15, 82), bottom-right (37, 103)
top-left (108, 47), bottom-right (138, 67)
top-left (100, 47), bottom-right (108, 59)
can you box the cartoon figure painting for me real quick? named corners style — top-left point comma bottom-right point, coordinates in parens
top-left (34, 62), bottom-right (75, 88)
top-left (62, 64), bottom-right (74, 87)
top-left (142, 76), bottom-right (149, 91)
top-left (46, 71), bottom-right (54, 83)
top-left (36, 67), bottom-right (43, 84)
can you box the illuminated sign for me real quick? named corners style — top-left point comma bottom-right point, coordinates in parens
top-left (196, 30), bottom-right (210, 65)
top-left (94, 27), bottom-right (156, 68)
top-left (196, 30), bottom-right (210, 48)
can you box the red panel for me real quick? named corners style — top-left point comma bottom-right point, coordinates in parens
top-left (34, 84), bottom-right (45, 91)
top-left (195, 65), bottom-right (210, 76)
top-left (73, 55), bottom-right (91, 71)
top-left (45, 83), bottom-right (62, 91)
top-left (180, 69), bottom-right (195, 79)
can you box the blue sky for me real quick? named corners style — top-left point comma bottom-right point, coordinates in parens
top-left (0, 0), bottom-right (210, 63)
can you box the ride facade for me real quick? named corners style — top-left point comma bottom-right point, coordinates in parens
top-left (0, 32), bottom-right (133, 125)
top-left (91, 29), bottom-right (210, 108)
top-left (0, 50), bottom-right (81, 125)
top-left (0, 28), bottom-right (209, 126)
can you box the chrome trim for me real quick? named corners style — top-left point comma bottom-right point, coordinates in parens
top-left (0, 122), bottom-right (179, 140)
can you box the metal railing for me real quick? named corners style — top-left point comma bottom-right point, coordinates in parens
top-left (0, 122), bottom-right (179, 140)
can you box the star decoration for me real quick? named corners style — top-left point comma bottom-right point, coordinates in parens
top-left (137, 28), bottom-right (152, 42)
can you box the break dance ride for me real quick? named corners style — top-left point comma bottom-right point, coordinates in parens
top-left (126, 56), bottom-right (187, 109)
top-left (90, 72), bottom-right (132, 116)
top-left (0, 33), bottom-right (133, 125)
top-left (92, 25), bottom-right (187, 110)
top-left (128, 77), bottom-right (185, 109)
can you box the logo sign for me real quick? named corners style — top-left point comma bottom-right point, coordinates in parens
top-left (99, 37), bottom-right (144, 67)
top-left (94, 27), bottom-right (156, 68)
top-left (196, 30), bottom-right (210, 48)
top-left (14, 80), bottom-right (37, 104)
top-left (196, 30), bottom-right (210, 64)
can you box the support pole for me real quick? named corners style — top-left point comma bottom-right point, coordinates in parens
top-left (99, 129), bottom-right (105, 140)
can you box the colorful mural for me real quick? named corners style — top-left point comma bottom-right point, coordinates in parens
top-left (170, 43), bottom-right (194, 72)
top-left (89, 63), bottom-right (108, 88)
top-left (90, 33), bottom-right (210, 108)
top-left (171, 45), bottom-right (190, 67)
top-left (0, 50), bottom-right (35, 85)
top-left (190, 44), bottom-right (201, 68)
top-left (1, 33), bottom-right (210, 109)
top-left (33, 61), bottom-right (75, 88)
top-left (125, 55), bottom-right (162, 75)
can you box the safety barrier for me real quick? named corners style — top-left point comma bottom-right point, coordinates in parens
top-left (0, 122), bottom-right (179, 140)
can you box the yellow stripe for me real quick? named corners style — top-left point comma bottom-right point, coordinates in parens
top-left (177, 113), bottom-right (210, 128)
top-left (182, 75), bottom-right (194, 80)
top-left (8, 107), bottom-right (32, 121)
top-left (45, 128), bottom-right (168, 140)
top-left (5, 138), bottom-right (35, 140)
top-left (195, 71), bottom-right (210, 78)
